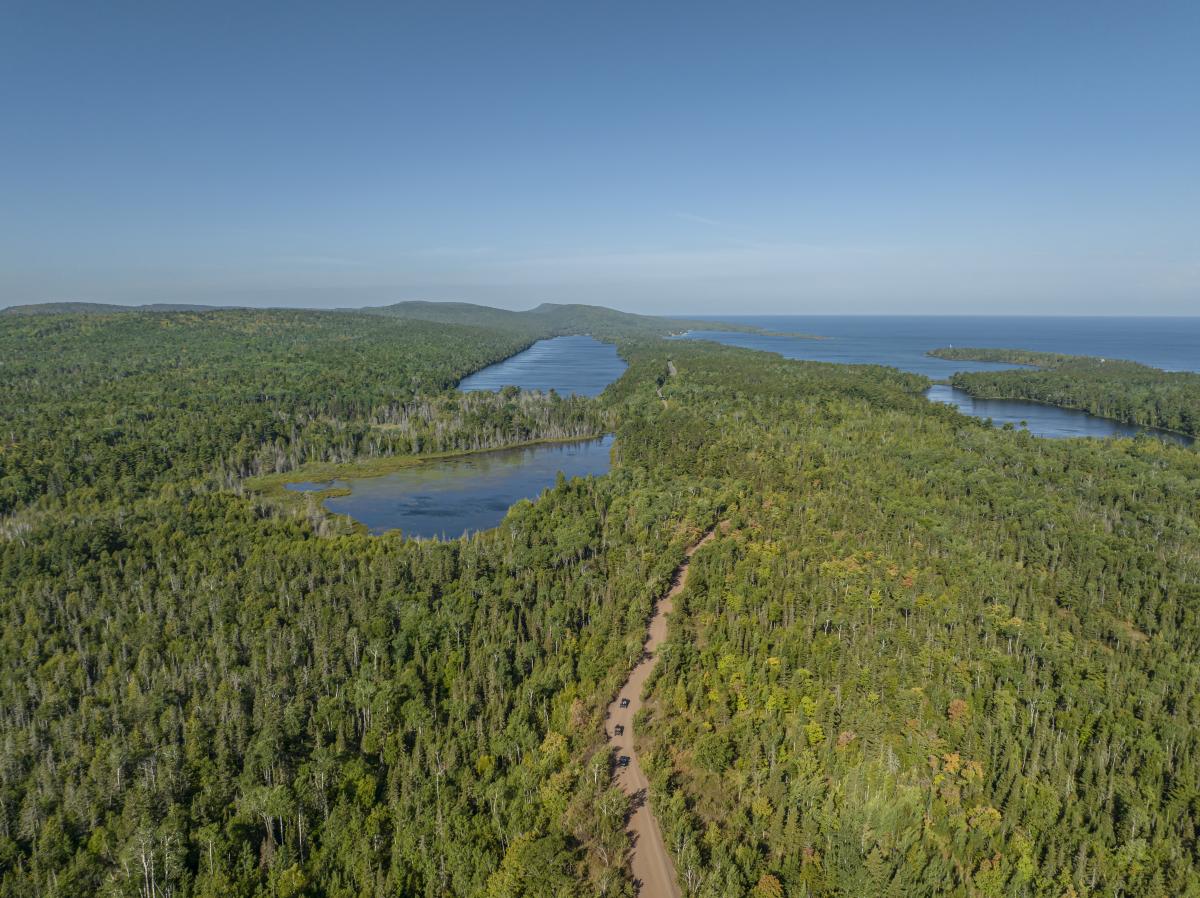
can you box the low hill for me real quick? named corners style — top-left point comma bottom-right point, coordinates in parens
top-left (1, 301), bottom-right (226, 315)
top-left (3, 299), bottom-right (807, 344)
top-left (5, 299), bottom-right (726, 338)
top-left (364, 299), bottom-right (746, 340)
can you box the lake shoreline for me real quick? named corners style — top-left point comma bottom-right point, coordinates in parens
top-left (249, 432), bottom-right (612, 497)
top-left (940, 387), bottom-right (1195, 440)
top-left (250, 433), bottom-right (616, 538)
top-left (457, 334), bottom-right (629, 396)
top-left (926, 385), bottom-right (1193, 445)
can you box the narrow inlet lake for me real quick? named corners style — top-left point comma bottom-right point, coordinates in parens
top-left (285, 435), bottom-right (614, 538)
top-left (458, 335), bottom-right (627, 396)
top-left (926, 385), bottom-right (1193, 445)
top-left (673, 318), bottom-right (1196, 445)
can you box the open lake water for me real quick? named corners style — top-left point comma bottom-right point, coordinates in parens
top-left (292, 319), bottom-right (1195, 537)
top-left (677, 315), bottom-right (1197, 443)
top-left (458, 334), bottom-right (627, 396)
top-left (286, 435), bottom-right (614, 538)
top-left (289, 335), bottom-right (624, 538)
top-left (674, 315), bottom-right (1200, 376)
top-left (925, 385), bottom-right (1192, 446)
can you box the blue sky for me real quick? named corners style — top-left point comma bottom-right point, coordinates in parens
top-left (2, 1), bottom-right (1197, 314)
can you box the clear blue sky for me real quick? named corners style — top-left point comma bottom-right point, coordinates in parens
top-left (3, 1), bottom-right (1197, 314)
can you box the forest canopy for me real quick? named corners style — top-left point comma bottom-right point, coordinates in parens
top-left (930, 347), bottom-right (1200, 437)
top-left (1, 310), bottom-right (1198, 897)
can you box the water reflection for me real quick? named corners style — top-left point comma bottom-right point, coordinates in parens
top-left (926, 385), bottom-right (1192, 445)
top-left (294, 435), bottom-right (614, 538)
top-left (459, 335), bottom-right (627, 396)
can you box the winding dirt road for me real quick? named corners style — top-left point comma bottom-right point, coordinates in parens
top-left (605, 529), bottom-right (716, 897)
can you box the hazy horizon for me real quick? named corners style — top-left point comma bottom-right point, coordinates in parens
top-left (6, 295), bottom-right (1200, 319)
top-left (4, 3), bottom-right (1197, 315)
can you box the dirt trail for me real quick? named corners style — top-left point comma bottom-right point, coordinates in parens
top-left (605, 528), bottom-right (716, 897)
top-left (656, 360), bottom-right (676, 406)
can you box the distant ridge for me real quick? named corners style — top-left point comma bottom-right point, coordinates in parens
top-left (1, 301), bottom-right (227, 315)
top-left (0, 298), bottom-right (794, 340)
top-left (363, 299), bottom-right (766, 339)
top-left (360, 300), bottom-right (529, 328)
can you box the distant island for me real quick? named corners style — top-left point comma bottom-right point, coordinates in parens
top-left (929, 346), bottom-right (1200, 437)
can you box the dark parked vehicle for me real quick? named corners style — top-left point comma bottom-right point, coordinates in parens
top-left (618, 755), bottom-right (631, 767)
top-left (619, 698), bottom-right (631, 708)
top-left (614, 724), bottom-right (625, 736)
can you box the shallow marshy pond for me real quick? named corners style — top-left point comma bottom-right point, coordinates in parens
top-left (285, 435), bottom-right (614, 538)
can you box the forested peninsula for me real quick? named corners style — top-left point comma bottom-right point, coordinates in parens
top-left (930, 347), bottom-right (1200, 438)
top-left (2, 307), bottom-right (1199, 897)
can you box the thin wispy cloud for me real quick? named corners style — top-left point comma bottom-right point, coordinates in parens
top-left (268, 255), bottom-right (366, 268)
top-left (493, 242), bottom-right (895, 282)
top-left (672, 212), bottom-right (725, 227)
top-left (404, 246), bottom-right (497, 258)
top-left (670, 212), bottom-right (769, 249)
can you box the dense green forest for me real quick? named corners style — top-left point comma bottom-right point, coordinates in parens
top-left (0, 307), bottom-right (667, 519)
top-left (2, 309), bottom-right (1199, 897)
top-left (930, 347), bottom-right (1200, 437)
top-left (365, 301), bottom-right (737, 339)
top-left (1, 299), bottom-right (753, 340)
top-left (631, 345), bottom-right (1200, 897)
top-left (0, 302), bottom-right (226, 316)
